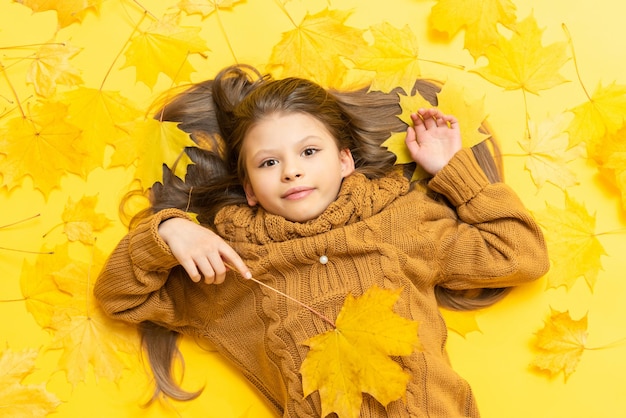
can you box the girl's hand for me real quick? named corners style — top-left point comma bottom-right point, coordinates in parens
top-left (405, 108), bottom-right (462, 175)
top-left (158, 217), bottom-right (251, 284)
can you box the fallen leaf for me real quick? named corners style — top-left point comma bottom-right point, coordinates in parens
top-left (300, 286), bottom-right (419, 418)
top-left (26, 41), bottom-right (83, 97)
top-left (566, 82), bottom-right (626, 154)
top-left (530, 309), bottom-right (588, 382)
top-left (130, 118), bottom-right (197, 188)
top-left (122, 14), bottom-right (209, 88)
top-left (178, 0), bottom-right (246, 17)
top-left (471, 13), bottom-right (569, 94)
top-left (519, 114), bottom-right (585, 189)
top-left (0, 101), bottom-right (84, 198)
top-left (532, 193), bottom-right (606, 291)
top-left (351, 22), bottom-right (420, 94)
top-left (16, 0), bottom-right (101, 28)
top-left (0, 347), bottom-right (61, 417)
top-left (429, 0), bottom-right (517, 58)
top-left (440, 308), bottom-right (481, 337)
top-left (61, 195), bottom-right (111, 245)
top-left (267, 9), bottom-right (367, 88)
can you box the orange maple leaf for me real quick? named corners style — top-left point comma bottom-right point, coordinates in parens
top-left (267, 9), bottom-right (367, 88)
top-left (566, 82), bottom-right (626, 153)
top-left (26, 41), bottom-right (83, 97)
top-left (16, 0), bottom-right (101, 28)
top-left (530, 309), bottom-right (588, 382)
top-left (0, 101), bottom-right (85, 198)
top-left (429, 0), bottom-right (517, 58)
top-left (122, 14), bottom-right (209, 88)
top-left (60, 195), bottom-right (111, 245)
top-left (518, 114), bottom-right (585, 190)
top-left (300, 286), bottom-right (419, 418)
top-left (0, 348), bottom-right (61, 417)
top-left (471, 13), bottom-right (569, 94)
top-left (532, 193), bottom-right (606, 291)
top-left (351, 22), bottom-right (421, 94)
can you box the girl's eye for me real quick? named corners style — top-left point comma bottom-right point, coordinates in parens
top-left (302, 148), bottom-right (319, 157)
top-left (260, 159), bottom-right (278, 168)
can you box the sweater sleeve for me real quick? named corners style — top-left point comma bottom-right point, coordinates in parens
top-left (94, 208), bottom-right (197, 326)
top-left (426, 148), bottom-right (549, 289)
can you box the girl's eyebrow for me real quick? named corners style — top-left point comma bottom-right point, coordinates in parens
top-left (249, 135), bottom-right (324, 160)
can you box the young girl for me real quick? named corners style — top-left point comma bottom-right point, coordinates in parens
top-left (94, 65), bottom-right (549, 417)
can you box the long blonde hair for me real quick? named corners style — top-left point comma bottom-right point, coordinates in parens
top-left (136, 64), bottom-right (508, 401)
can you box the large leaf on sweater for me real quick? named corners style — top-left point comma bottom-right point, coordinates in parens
top-left (300, 286), bottom-right (419, 418)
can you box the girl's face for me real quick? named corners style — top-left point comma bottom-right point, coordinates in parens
top-left (242, 112), bottom-right (355, 222)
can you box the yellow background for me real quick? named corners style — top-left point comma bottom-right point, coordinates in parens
top-left (1, 0), bottom-right (625, 417)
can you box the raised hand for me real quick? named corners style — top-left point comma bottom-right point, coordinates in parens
top-left (158, 217), bottom-right (251, 284)
top-left (405, 108), bottom-right (462, 175)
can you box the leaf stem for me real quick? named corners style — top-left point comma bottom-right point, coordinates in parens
top-left (562, 23), bottom-right (592, 101)
top-left (0, 59), bottom-right (25, 117)
top-left (226, 263), bottom-right (336, 328)
top-left (1, 213), bottom-right (41, 229)
top-left (0, 246), bottom-right (54, 254)
top-left (586, 335), bottom-right (626, 351)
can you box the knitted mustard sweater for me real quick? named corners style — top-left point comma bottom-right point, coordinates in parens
top-left (94, 149), bottom-right (549, 418)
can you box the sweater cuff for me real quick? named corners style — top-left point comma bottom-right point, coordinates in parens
top-left (128, 208), bottom-right (192, 271)
top-left (427, 148), bottom-right (491, 207)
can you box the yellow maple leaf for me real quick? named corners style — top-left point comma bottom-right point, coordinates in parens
top-left (178, 0), bottom-right (246, 17)
top-left (518, 114), bottom-right (585, 190)
top-left (61, 195), bottom-right (111, 245)
top-left (267, 9), bottom-right (367, 88)
top-left (566, 82), bottom-right (626, 152)
top-left (131, 118), bottom-right (196, 188)
top-left (26, 41), bottom-right (83, 97)
top-left (0, 348), bottom-right (61, 417)
top-left (532, 193), bottom-right (606, 291)
top-left (122, 14), bottom-right (209, 88)
top-left (429, 0), bottom-right (517, 58)
top-left (603, 150), bottom-right (626, 213)
top-left (530, 309), bottom-right (588, 382)
top-left (300, 286), bottom-right (419, 418)
top-left (0, 101), bottom-right (84, 198)
top-left (22, 243), bottom-right (138, 384)
top-left (16, 0), bottom-right (101, 28)
top-left (351, 22), bottom-right (420, 94)
top-left (471, 14), bottom-right (569, 94)
top-left (439, 308), bottom-right (481, 337)
top-left (61, 87), bottom-right (141, 170)
top-left (436, 81), bottom-right (490, 148)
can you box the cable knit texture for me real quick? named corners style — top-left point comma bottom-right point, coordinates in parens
top-left (94, 148), bottom-right (549, 417)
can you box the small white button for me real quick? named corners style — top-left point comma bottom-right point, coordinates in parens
top-left (319, 255), bottom-right (328, 264)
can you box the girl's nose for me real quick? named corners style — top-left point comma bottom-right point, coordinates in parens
top-left (282, 162), bottom-right (303, 181)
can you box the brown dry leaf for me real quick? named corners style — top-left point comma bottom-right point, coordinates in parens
top-left (178, 0), bottom-right (246, 17)
top-left (16, 0), bottom-right (101, 28)
top-left (429, 0), bottom-right (517, 58)
top-left (122, 14), bottom-right (209, 88)
top-left (519, 114), bottom-right (585, 190)
top-left (532, 193), bottom-right (606, 291)
top-left (61, 195), bottom-right (111, 245)
top-left (0, 101), bottom-right (84, 198)
top-left (566, 82), bottom-right (626, 154)
top-left (0, 348), bottom-right (61, 417)
top-left (26, 41), bottom-right (83, 97)
top-left (300, 286), bottom-right (419, 418)
top-left (440, 308), bottom-right (481, 337)
top-left (130, 118), bottom-right (196, 188)
top-left (351, 22), bottom-right (420, 94)
top-left (471, 14), bottom-right (569, 94)
top-left (530, 309), bottom-right (588, 382)
top-left (267, 9), bottom-right (367, 88)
